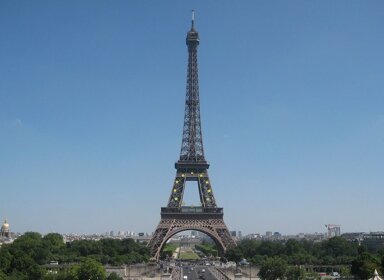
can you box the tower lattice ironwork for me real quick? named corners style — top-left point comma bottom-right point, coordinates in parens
top-left (148, 12), bottom-right (236, 260)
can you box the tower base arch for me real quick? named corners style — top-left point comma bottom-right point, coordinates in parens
top-left (148, 208), bottom-right (236, 261)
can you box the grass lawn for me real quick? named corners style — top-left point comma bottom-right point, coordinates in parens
top-left (179, 250), bottom-right (200, 260)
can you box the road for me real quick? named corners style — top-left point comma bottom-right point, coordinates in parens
top-left (182, 265), bottom-right (217, 280)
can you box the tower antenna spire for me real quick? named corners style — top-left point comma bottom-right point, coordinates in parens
top-left (191, 9), bottom-right (195, 29)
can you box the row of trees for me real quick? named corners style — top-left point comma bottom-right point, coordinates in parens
top-left (0, 232), bottom-right (149, 279)
top-left (258, 257), bottom-right (306, 280)
top-left (256, 254), bottom-right (383, 280)
top-left (231, 237), bottom-right (360, 265)
top-left (161, 244), bottom-right (178, 259)
top-left (195, 242), bottom-right (218, 257)
top-left (2, 232), bottom-right (384, 279)
top-left (37, 258), bottom-right (123, 280)
top-left (226, 237), bottom-right (384, 279)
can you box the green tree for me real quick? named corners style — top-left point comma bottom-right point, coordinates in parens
top-left (285, 240), bottom-right (302, 256)
top-left (0, 247), bottom-right (12, 274)
top-left (286, 266), bottom-right (306, 280)
top-left (195, 243), bottom-right (218, 257)
top-left (235, 237), bottom-right (361, 266)
top-left (258, 241), bottom-right (285, 257)
top-left (76, 259), bottom-right (106, 280)
top-left (381, 255), bottom-right (384, 276)
top-left (55, 267), bottom-right (78, 280)
top-left (258, 257), bottom-right (287, 280)
top-left (43, 233), bottom-right (65, 257)
top-left (0, 270), bottom-right (8, 280)
top-left (6, 270), bottom-right (28, 280)
top-left (0, 232), bottom-right (161, 277)
top-left (306, 270), bottom-right (321, 280)
top-left (225, 247), bottom-right (243, 263)
top-left (321, 237), bottom-right (358, 258)
top-left (339, 265), bottom-right (352, 277)
top-left (351, 252), bottom-right (380, 280)
top-left (26, 263), bottom-right (45, 280)
top-left (161, 244), bottom-right (177, 260)
top-left (107, 272), bottom-right (123, 280)
top-left (251, 255), bottom-right (266, 265)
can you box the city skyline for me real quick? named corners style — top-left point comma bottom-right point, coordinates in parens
top-left (1, 1), bottom-right (384, 235)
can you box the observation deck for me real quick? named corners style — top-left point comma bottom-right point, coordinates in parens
top-left (161, 207), bottom-right (224, 219)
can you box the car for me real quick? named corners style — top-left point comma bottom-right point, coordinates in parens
top-left (239, 259), bottom-right (250, 266)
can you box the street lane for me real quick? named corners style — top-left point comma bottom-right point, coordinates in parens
top-left (182, 265), bottom-right (217, 280)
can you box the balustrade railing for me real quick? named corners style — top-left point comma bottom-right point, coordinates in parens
top-left (209, 267), bottom-right (232, 280)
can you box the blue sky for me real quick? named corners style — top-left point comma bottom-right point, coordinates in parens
top-left (1, 1), bottom-right (383, 235)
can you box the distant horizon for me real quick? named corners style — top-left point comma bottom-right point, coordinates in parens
top-left (1, 1), bottom-right (384, 235)
top-left (3, 222), bottom-right (381, 237)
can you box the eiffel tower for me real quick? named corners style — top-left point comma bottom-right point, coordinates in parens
top-left (148, 12), bottom-right (236, 260)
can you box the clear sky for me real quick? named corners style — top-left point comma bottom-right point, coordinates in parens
top-left (1, 1), bottom-right (383, 235)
